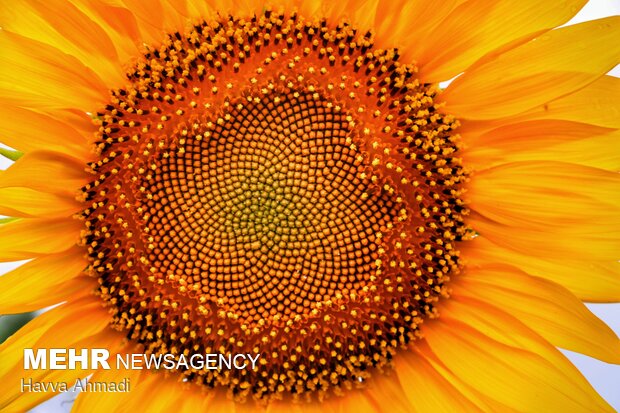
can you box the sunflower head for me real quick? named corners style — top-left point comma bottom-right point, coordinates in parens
top-left (80, 10), bottom-right (468, 401)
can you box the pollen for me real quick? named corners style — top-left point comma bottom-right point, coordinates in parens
top-left (81, 10), bottom-right (468, 403)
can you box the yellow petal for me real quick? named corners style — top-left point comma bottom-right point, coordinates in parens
top-left (8, 331), bottom-right (122, 412)
top-left (467, 161), bottom-right (620, 261)
top-left (0, 331), bottom-right (122, 413)
top-left (0, 30), bottom-right (109, 111)
top-left (423, 299), bottom-right (614, 412)
top-left (25, 0), bottom-right (118, 60)
top-left (393, 350), bottom-right (484, 412)
top-left (470, 213), bottom-right (619, 262)
top-left (307, 0), bottom-right (379, 36)
top-left (0, 0), bottom-right (124, 87)
top-left (363, 369), bottom-right (414, 412)
top-left (416, 0), bottom-right (587, 82)
top-left (0, 104), bottom-right (92, 158)
top-left (463, 236), bottom-right (620, 303)
top-left (120, 0), bottom-right (191, 46)
top-left (180, 385), bottom-right (215, 412)
top-left (0, 297), bottom-right (114, 411)
top-left (463, 120), bottom-right (620, 171)
top-left (0, 187), bottom-right (81, 218)
top-left (332, 391), bottom-right (378, 412)
top-left (0, 150), bottom-right (89, 197)
top-left (515, 75), bottom-right (620, 129)
top-left (72, 368), bottom-right (142, 413)
top-left (375, 0), bottom-right (465, 56)
top-left (69, 0), bottom-right (143, 62)
top-left (413, 340), bottom-right (514, 412)
top-left (119, 372), bottom-right (221, 413)
top-left (455, 264), bottom-right (620, 363)
top-left (442, 16), bottom-right (620, 119)
top-left (267, 397), bottom-right (339, 413)
top-left (204, 388), bottom-right (238, 413)
top-left (0, 217), bottom-right (82, 261)
top-left (260, 388), bottom-right (380, 413)
top-left (0, 247), bottom-right (91, 314)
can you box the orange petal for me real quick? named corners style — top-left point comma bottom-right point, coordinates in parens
top-left (455, 264), bottom-right (620, 363)
top-left (0, 246), bottom-right (91, 314)
top-left (416, 0), bottom-right (587, 82)
top-left (0, 217), bottom-right (82, 261)
top-left (442, 16), bottom-right (620, 119)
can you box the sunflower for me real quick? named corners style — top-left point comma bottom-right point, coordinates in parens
top-left (1, 0), bottom-right (619, 411)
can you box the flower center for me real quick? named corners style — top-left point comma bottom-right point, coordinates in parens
top-left (82, 10), bottom-right (467, 402)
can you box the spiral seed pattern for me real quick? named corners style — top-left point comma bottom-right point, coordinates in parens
top-left (81, 10), bottom-right (468, 402)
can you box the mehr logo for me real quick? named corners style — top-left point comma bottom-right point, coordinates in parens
top-left (24, 349), bottom-right (111, 370)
